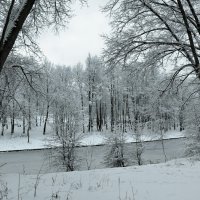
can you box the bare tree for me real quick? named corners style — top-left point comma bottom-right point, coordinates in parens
top-left (0, 0), bottom-right (85, 73)
top-left (74, 63), bottom-right (86, 133)
top-left (103, 0), bottom-right (200, 85)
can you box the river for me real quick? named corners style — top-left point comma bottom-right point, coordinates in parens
top-left (0, 138), bottom-right (187, 174)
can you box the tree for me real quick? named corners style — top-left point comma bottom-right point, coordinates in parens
top-left (48, 65), bottom-right (81, 171)
top-left (85, 55), bottom-right (106, 132)
top-left (104, 133), bottom-right (127, 167)
top-left (103, 0), bottom-right (200, 86)
top-left (74, 63), bottom-right (86, 133)
top-left (0, 0), bottom-right (84, 73)
top-left (50, 110), bottom-right (80, 172)
top-left (42, 61), bottom-right (54, 135)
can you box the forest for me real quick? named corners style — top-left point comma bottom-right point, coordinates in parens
top-left (1, 0), bottom-right (200, 199)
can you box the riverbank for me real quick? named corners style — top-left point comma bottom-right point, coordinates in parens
top-left (1, 157), bottom-right (199, 200)
top-left (0, 124), bottom-right (185, 152)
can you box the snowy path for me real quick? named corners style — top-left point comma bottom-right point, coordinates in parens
top-left (0, 138), bottom-right (186, 174)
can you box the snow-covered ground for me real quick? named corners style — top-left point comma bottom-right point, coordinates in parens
top-left (81, 129), bottom-right (185, 146)
top-left (0, 158), bottom-right (199, 200)
top-left (0, 123), bottom-right (53, 152)
top-left (0, 121), bottom-right (185, 152)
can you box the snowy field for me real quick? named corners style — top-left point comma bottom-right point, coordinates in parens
top-left (1, 158), bottom-right (199, 200)
top-left (0, 120), bottom-right (186, 151)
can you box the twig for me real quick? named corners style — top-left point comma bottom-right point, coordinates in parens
top-left (0, 163), bottom-right (7, 168)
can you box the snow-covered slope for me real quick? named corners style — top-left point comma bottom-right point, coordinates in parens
top-left (1, 158), bottom-right (199, 200)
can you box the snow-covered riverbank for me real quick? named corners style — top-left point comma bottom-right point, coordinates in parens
top-left (0, 122), bottom-right (185, 152)
top-left (1, 158), bottom-right (199, 200)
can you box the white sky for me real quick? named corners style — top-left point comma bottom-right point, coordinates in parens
top-left (38, 0), bottom-right (110, 67)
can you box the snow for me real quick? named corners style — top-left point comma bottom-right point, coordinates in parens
top-left (0, 122), bottom-right (53, 152)
top-left (1, 158), bottom-right (199, 200)
top-left (81, 129), bottom-right (185, 146)
top-left (0, 122), bottom-right (186, 151)
top-left (0, 136), bottom-right (48, 151)
top-left (80, 132), bottom-right (106, 146)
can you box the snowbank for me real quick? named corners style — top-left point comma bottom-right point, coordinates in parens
top-left (1, 158), bottom-right (199, 200)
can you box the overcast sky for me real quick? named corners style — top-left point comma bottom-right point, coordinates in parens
top-left (38, 0), bottom-right (110, 67)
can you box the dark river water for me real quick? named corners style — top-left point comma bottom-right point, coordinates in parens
top-left (0, 138), bottom-right (187, 174)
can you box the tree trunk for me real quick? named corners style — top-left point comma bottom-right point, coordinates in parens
top-left (0, 0), bottom-right (36, 73)
top-left (23, 113), bottom-right (26, 134)
top-left (111, 96), bottom-right (114, 132)
top-left (88, 90), bottom-right (93, 132)
top-left (27, 100), bottom-right (31, 142)
top-left (179, 106), bottom-right (184, 131)
top-left (80, 92), bottom-right (85, 133)
top-left (11, 101), bottom-right (15, 134)
top-left (96, 100), bottom-right (99, 131)
top-left (40, 115), bottom-right (42, 126)
top-left (1, 124), bottom-right (4, 136)
top-left (35, 96), bottom-right (39, 126)
top-left (27, 125), bottom-right (30, 143)
top-left (28, 94), bottom-right (31, 131)
top-left (43, 103), bottom-right (49, 135)
top-left (99, 101), bottom-right (103, 131)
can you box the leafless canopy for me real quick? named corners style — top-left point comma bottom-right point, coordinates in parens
top-left (0, 0), bottom-right (85, 73)
top-left (103, 0), bottom-right (200, 83)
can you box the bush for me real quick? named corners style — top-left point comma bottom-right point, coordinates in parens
top-left (185, 127), bottom-right (200, 158)
top-left (104, 135), bottom-right (128, 167)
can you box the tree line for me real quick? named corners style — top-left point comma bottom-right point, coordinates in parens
top-left (0, 53), bottom-right (189, 138)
